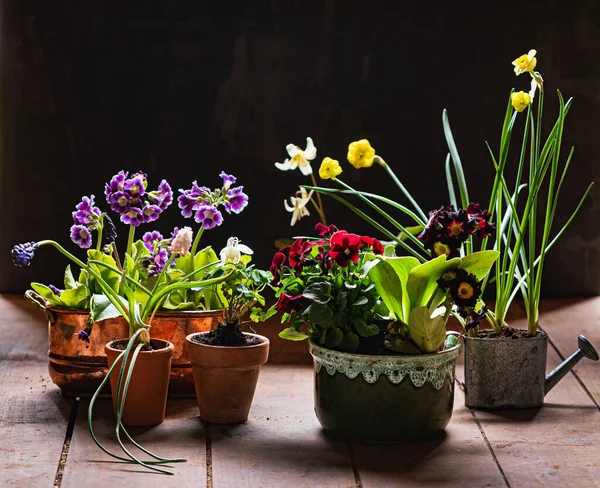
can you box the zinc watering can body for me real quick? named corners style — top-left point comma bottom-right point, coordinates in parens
top-left (464, 333), bottom-right (599, 409)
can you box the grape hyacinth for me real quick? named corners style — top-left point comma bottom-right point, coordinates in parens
top-left (177, 172), bottom-right (248, 227)
top-left (104, 171), bottom-right (173, 227)
top-left (11, 242), bottom-right (39, 267)
top-left (102, 214), bottom-right (117, 247)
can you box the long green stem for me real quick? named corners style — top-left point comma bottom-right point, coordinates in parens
top-left (375, 156), bottom-right (428, 222)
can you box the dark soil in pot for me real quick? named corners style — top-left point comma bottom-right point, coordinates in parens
top-left (475, 327), bottom-right (548, 340)
top-left (190, 322), bottom-right (262, 346)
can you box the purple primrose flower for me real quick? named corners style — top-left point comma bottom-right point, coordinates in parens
top-left (148, 179), bottom-right (173, 211)
top-left (76, 329), bottom-right (91, 343)
top-left (194, 203), bottom-right (223, 229)
top-left (121, 208), bottom-right (145, 227)
top-left (224, 186), bottom-right (249, 214)
top-left (220, 171), bottom-right (237, 189)
top-left (148, 248), bottom-right (170, 276)
top-left (72, 196), bottom-right (101, 226)
top-left (142, 231), bottom-right (164, 252)
top-left (70, 225), bottom-right (92, 248)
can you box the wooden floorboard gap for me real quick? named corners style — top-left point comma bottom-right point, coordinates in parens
top-left (543, 327), bottom-right (600, 412)
top-left (205, 421), bottom-right (212, 488)
top-left (457, 383), bottom-right (511, 488)
top-left (53, 397), bottom-right (79, 488)
top-left (346, 440), bottom-right (363, 488)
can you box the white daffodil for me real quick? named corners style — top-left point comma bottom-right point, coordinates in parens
top-left (284, 187), bottom-right (313, 226)
top-left (274, 137), bottom-right (317, 176)
top-left (529, 75), bottom-right (538, 102)
top-left (219, 237), bottom-right (253, 265)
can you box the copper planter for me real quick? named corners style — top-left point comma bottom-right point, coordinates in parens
top-left (28, 291), bottom-right (223, 397)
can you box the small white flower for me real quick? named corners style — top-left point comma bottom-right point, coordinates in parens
top-left (284, 187), bottom-right (313, 226)
top-left (274, 137), bottom-right (317, 176)
top-left (170, 226), bottom-right (193, 256)
top-left (529, 76), bottom-right (538, 101)
top-left (219, 237), bottom-right (253, 265)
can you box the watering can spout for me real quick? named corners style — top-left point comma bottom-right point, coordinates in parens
top-left (545, 335), bottom-right (599, 395)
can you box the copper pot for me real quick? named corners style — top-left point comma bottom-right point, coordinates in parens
top-left (26, 290), bottom-right (223, 397)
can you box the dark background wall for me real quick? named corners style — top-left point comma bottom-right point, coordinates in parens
top-left (1, 0), bottom-right (599, 297)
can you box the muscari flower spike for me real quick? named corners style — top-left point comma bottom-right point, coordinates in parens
top-left (11, 242), bottom-right (39, 267)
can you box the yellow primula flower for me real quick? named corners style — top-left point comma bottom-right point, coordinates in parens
top-left (511, 91), bottom-right (531, 113)
top-left (347, 139), bottom-right (376, 169)
top-left (512, 49), bottom-right (537, 76)
top-left (318, 157), bottom-right (343, 180)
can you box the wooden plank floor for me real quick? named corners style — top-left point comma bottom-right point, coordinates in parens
top-left (1, 294), bottom-right (600, 487)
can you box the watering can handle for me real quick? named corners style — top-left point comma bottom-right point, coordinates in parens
top-left (24, 289), bottom-right (55, 323)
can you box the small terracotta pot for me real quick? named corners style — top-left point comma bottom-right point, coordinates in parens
top-left (185, 332), bottom-right (269, 424)
top-left (105, 338), bottom-right (174, 426)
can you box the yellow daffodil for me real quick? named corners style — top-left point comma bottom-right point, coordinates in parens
top-left (511, 91), bottom-right (531, 113)
top-left (275, 137), bottom-right (317, 176)
top-left (347, 139), bottom-right (376, 169)
top-left (284, 187), bottom-right (313, 226)
top-left (318, 157), bottom-right (343, 180)
top-left (512, 49), bottom-right (537, 76)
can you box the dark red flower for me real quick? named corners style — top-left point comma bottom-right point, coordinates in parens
top-left (288, 238), bottom-right (315, 272)
top-left (315, 222), bottom-right (339, 237)
top-left (275, 293), bottom-right (308, 313)
top-left (329, 230), bottom-right (362, 267)
top-left (317, 246), bottom-right (334, 275)
top-left (437, 268), bottom-right (482, 308)
top-left (360, 236), bottom-right (384, 255)
top-left (467, 202), bottom-right (495, 239)
top-left (270, 252), bottom-right (287, 285)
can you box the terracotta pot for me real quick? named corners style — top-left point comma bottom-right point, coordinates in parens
top-left (105, 338), bottom-right (174, 426)
top-left (185, 332), bottom-right (269, 424)
top-left (26, 290), bottom-right (223, 397)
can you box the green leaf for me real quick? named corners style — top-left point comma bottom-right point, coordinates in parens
top-left (352, 296), bottom-right (368, 307)
top-left (353, 318), bottom-right (379, 337)
top-left (459, 250), bottom-right (500, 281)
top-left (88, 250), bottom-right (121, 294)
top-left (407, 255), bottom-right (461, 310)
top-left (60, 283), bottom-right (89, 308)
top-left (306, 304), bottom-right (333, 324)
top-left (335, 292), bottom-right (348, 310)
top-left (338, 331), bottom-right (359, 353)
top-left (89, 294), bottom-right (122, 323)
top-left (399, 225), bottom-right (424, 242)
top-left (408, 306), bottom-right (447, 353)
top-left (250, 305), bottom-right (277, 323)
top-left (302, 281), bottom-right (332, 304)
top-left (384, 336), bottom-right (420, 354)
top-left (368, 256), bottom-right (420, 322)
top-left (30, 282), bottom-right (62, 307)
top-left (325, 328), bottom-right (344, 348)
top-left (383, 245), bottom-right (396, 257)
top-left (279, 326), bottom-right (309, 341)
top-left (64, 265), bottom-right (77, 289)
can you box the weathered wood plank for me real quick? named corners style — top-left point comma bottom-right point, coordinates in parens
top-left (209, 364), bottom-right (357, 488)
top-left (61, 398), bottom-right (205, 487)
top-left (538, 297), bottom-right (600, 407)
top-left (471, 338), bottom-right (600, 487)
top-left (0, 295), bottom-right (72, 486)
top-left (351, 389), bottom-right (507, 488)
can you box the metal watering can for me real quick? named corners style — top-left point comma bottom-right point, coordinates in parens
top-left (464, 333), bottom-right (599, 409)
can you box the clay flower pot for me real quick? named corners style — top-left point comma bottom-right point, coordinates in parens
top-left (105, 338), bottom-right (174, 426)
top-left (185, 332), bottom-right (269, 424)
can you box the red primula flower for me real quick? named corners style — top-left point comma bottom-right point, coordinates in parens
top-left (288, 238), bottom-right (315, 272)
top-left (315, 222), bottom-right (339, 237)
top-left (360, 236), bottom-right (384, 255)
top-left (467, 202), bottom-right (495, 239)
top-left (270, 252), bottom-right (287, 285)
top-left (275, 293), bottom-right (308, 313)
top-left (329, 230), bottom-right (363, 267)
top-left (317, 246), bottom-right (334, 275)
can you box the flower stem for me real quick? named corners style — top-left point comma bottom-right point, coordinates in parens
top-left (375, 156), bottom-right (428, 222)
top-left (188, 227), bottom-right (205, 275)
top-left (126, 225), bottom-right (135, 259)
top-left (310, 173), bottom-right (327, 225)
